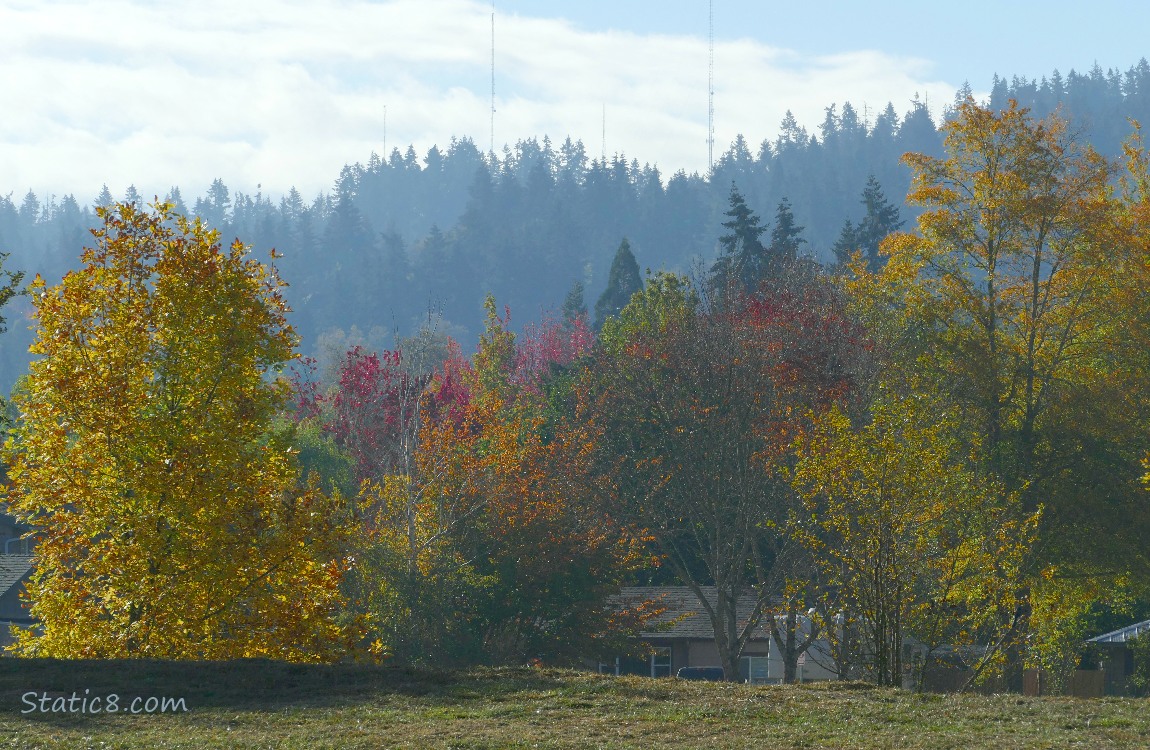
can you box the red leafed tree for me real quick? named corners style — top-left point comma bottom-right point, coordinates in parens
top-left (583, 269), bottom-right (871, 681)
top-left (513, 313), bottom-right (594, 391)
top-left (328, 346), bottom-right (426, 485)
top-left (321, 300), bottom-right (650, 665)
top-left (423, 337), bottom-right (473, 427)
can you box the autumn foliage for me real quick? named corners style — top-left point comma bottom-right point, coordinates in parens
top-left (2, 100), bottom-right (1148, 686)
top-left (315, 298), bottom-right (650, 665)
top-left (3, 202), bottom-right (355, 660)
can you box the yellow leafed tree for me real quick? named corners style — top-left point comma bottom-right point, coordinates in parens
top-left (3, 202), bottom-right (354, 660)
top-left (843, 101), bottom-right (1126, 687)
top-left (874, 99), bottom-right (1113, 491)
top-left (792, 388), bottom-right (1038, 689)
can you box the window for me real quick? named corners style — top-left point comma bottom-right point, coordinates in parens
top-left (651, 647), bottom-right (672, 678)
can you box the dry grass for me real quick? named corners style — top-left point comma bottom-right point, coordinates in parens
top-left (0, 659), bottom-right (1146, 748)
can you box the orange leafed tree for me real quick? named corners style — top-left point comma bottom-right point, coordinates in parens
top-left (404, 297), bottom-right (652, 664)
top-left (3, 202), bottom-right (355, 660)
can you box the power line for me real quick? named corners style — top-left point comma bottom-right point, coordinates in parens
top-left (602, 103), bottom-right (606, 162)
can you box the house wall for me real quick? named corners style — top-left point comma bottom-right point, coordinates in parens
top-left (1100, 643), bottom-right (1135, 696)
top-left (0, 587), bottom-right (29, 622)
top-left (643, 637), bottom-right (837, 683)
top-left (0, 578), bottom-right (33, 654)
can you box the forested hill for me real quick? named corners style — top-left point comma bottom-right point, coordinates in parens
top-left (2, 61), bottom-right (1150, 388)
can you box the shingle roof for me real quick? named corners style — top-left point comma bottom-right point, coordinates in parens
top-left (0, 555), bottom-right (33, 598)
top-left (615, 586), bottom-right (774, 640)
top-left (1088, 618), bottom-right (1150, 644)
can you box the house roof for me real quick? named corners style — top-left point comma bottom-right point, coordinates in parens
top-left (1088, 619), bottom-right (1150, 644)
top-left (0, 555), bottom-right (33, 598)
top-left (615, 586), bottom-right (775, 641)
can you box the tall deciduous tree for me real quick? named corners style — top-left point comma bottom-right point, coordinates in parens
top-left (1096, 126), bottom-right (1150, 591)
top-left (878, 99), bottom-right (1112, 492)
top-left (3, 202), bottom-right (354, 660)
top-left (852, 100), bottom-right (1117, 686)
top-left (587, 272), bottom-right (866, 681)
top-left (793, 388), bottom-right (1037, 688)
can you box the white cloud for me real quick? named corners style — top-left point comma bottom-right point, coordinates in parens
top-left (0, 0), bottom-right (957, 204)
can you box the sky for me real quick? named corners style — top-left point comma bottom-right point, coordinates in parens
top-left (2, 0), bottom-right (1148, 206)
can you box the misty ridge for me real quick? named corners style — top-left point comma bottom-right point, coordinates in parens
top-left (1, 60), bottom-right (1149, 388)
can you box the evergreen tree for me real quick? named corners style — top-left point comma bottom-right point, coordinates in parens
top-left (562, 280), bottom-right (588, 325)
top-left (0, 251), bottom-right (22, 339)
top-left (766, 197), bottom-right (806, 266)
top-left (165, 186), bottom-right (188, 216)
top-left (95, 184), bottom-right (114, 209)
top-left (594, 238), bottom-right (642, 329)
top-left (18, 191), bottom-right (39, 224)
top-left (711, 184), bottom-right (768, 295)
top-left (831, 219), bottom-right (858, 267)
top-left (832, 176), bottom-right (903, 271)
top-left (855, 175), bottom-right (904, 271)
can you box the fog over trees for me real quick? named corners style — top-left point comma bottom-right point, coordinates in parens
top-left (2, 61), bottom-right (1149, 389)
top-left (3, 60), bottom-right (1150, 688)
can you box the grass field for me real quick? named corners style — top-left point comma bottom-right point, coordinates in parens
top-left (0, 659), bottom-right (1147, 749)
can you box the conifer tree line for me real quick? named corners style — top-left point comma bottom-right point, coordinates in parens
top-left (3, 62), bottom-right (1150, 390)
top-left (2, 67), bottom-right (1150, 687)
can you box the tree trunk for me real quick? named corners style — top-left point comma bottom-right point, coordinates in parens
top-left (783, 609), bottom-right (799, 684)
top-left (1004, 589), bottom-right (1032, 693)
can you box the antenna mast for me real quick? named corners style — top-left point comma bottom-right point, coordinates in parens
top-left (602, 103), bottom-right (606, 162)
top-left (383, 104), bottom-right (387, 156)
top-left (490, 1), bottom-right (496, 155)
top-left (707, 0), bottom-right (715, 171)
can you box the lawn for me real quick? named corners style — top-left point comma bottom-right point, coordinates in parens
top-left (0, 659), bottom-right (1146, 749)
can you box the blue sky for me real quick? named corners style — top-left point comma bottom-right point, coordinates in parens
top-left (1, 0), bottom-right (1146, 205)
top-left (506, 1), bottom-right (1147, 87)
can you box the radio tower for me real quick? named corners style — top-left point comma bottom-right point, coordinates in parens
top-left (707, 0), bottom-right (715, 171)
top-left (602, 103), bottom-right (606, 162)
top-left (490, 1), bottom-right (496, 155)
